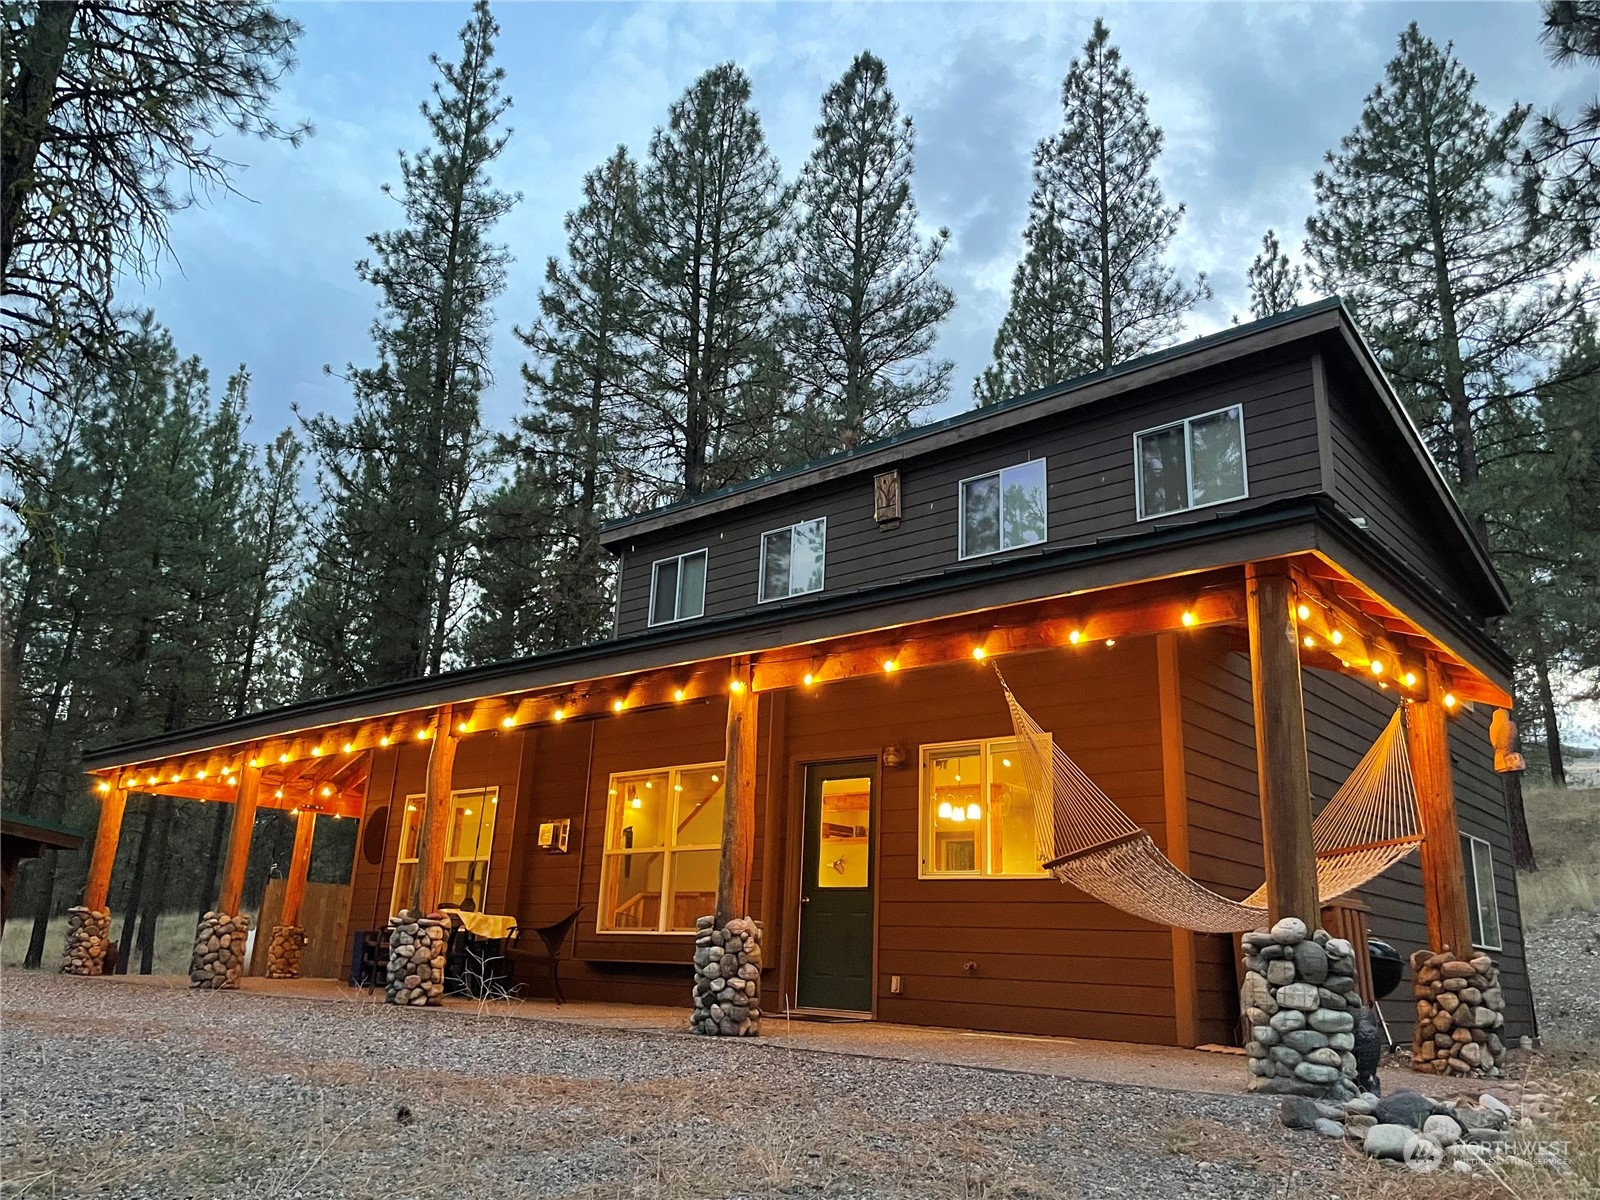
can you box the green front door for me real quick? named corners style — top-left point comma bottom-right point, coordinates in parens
top-left (795, 760), bottom-right (876, 1013)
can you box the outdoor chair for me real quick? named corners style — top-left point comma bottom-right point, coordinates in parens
top-left (354, 928), bottom-right (390, 993)
top-left (524, 907), bottom-right (582, 1005)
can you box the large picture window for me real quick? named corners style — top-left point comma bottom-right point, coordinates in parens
top-left (599, 762), bottom-right (725, 932)
top-left (760, 518), bottom-right (826, 602)
top-left (390, 787), bottom-right (499, 915)
top-left (959, 459), bottom-right (1047, 559)
top-left (649, 549), bottom-right (708, 625)
top-left (1135, 404), bottom-right (1248, 519)
top-left (1460, 833), bottom-right (1503, 951)
top-left (920, 738), bottom-right (1047, 878)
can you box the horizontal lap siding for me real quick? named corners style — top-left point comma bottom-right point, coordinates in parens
top-left (1324, 373), bottom-right (1486, 606)
top-left (1450, 710), bottom-right (1535, 1040)
top-left (1178, 631), bottom-right (1262, 1045)
top-left (780, 642), bottom-right (1177, 1045)
top-left (613, 355), bottom-right (1321, 633)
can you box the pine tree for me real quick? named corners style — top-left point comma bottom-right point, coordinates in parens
top-left (1, 1), bottom-right (308, 482)
top-left (1306, 24), bottom-right (1584, 509)
top-left (1526, 1), bottom-right (1599, 242)
top-left (1246, 229), bottom-right (1303, 319)
top-left (299, 0), bottom-right (515, 686)
top-left (627, 64), bottom-right (791, 500)
top-left (464, 149), bottom-right (640, 662)
top-left (788, 52), bottom-right (953, 457)
top-left (974, 183), bottom-right (1090, 404)
top-left (981, 20), bottom-right (1206, 400)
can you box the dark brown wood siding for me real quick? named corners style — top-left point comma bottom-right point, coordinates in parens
top-left (1322, 368), bottom-right (1494, 610)
top-left (1177, 632), bottom-right (1535, 1044)
top-left (613, 354), bottom-right (1323, 635)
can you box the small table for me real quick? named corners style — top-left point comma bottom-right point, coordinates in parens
top-left (444, 912), bottom-right (519, 998)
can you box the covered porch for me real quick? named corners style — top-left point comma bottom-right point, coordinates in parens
top-left (70, 547), bottom-right (1519, 1056)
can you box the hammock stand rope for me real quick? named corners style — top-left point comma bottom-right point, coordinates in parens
top-left (999, 667), bottom-right (1423, 934)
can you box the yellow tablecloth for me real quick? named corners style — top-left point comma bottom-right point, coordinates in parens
top-left (457, 911), bottom-right (518, 939)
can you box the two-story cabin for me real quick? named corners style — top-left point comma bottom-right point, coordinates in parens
top-left (73, 300), bottom-right (1534, 1050)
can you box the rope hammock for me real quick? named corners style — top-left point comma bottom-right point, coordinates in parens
top-left (998, 667), bottom-right (1423, 934)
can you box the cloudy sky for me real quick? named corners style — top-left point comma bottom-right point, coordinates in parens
top-left (131, 1), bottom-right (1583, 438)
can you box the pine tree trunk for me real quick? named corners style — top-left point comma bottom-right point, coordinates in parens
top-left (21, 848), bottom-right (60, 968)
top-left (1533, 655), bottom-right (1567, 786)
top-left (114, 797), bottom-right (156, 972)
top-left (1503, 772), bottom-right (1537, 871)
top-left (135, 801), bottom-right (174, 974)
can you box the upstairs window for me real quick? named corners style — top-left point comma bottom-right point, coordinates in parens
top-left (1460, 833), bottom-right (1503, 951)
top-left (650, 550), bottom-right (708, 625)
top-left (959, 459), bottom-right (1047, 559)
top-left (760, 518), bottom-right (826, 602)
top-left (1136, 405), bottom-right (1247, 519)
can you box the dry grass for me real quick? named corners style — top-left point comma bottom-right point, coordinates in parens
top-left (1519, 785), bottom-right (1600, 928)
top-left (1, 911), bottom-right (224, 974)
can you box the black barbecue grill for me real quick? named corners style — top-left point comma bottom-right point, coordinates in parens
top-left (1368, 938), bottom-right (1404, 1000)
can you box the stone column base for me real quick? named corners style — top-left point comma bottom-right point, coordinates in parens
top-left (1410, 947), bottom-right (1506, 1076)
top-left (1241, 918), bottom-right (1361, 1101)
top-left (190, 911), bottom-right (250, 989)
top-left (266, 925), bottom-right (306, 978)
top-left (691, 915), bottom-right (762, 1036)
top-left (385, 911), bottom-right (448, 1006)
top-left (61, 907), bottom-right (112, 975)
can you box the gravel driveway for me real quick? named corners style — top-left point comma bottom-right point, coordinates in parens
top-left (1, 972), bottom-right (1338, 1200)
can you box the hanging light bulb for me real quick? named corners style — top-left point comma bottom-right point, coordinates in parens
top-left (1443, 693), bottom-right (1457, 709)
top-left (553, 708), bottom-right (566, 721)
top-left (802, 672), bottom-right (815, 686)
top-left (971, 646), bottom-right (986, 661)
top-left (1403, 671), bottom-right (1417, 688)
top-left (1181, 610), bottom-right (1196, 627)
top-left (730, 678), bottom-right (746, 693)
top-left (673, 688), bottom-right (686, 702)
top-left (630, 796), bottom-right (643, 809)
top-left (1304, 635), bottom-right (1316, 648)
top-left (612, 699), bottom-right (624, 713)
top-left (502, 715), bottom-right (515, 728)
top-left (938, 801), bottom-right (953, 819)
top-left (97, 781), bottom-right (111, 794)
top-left (1296, 604), bottom-right (1311, 621)
top-left (1370, 660), bottom-right (1385, 676)
top-left (342, 742), bottom-right (354, 754)
top-left (311, 747), bottom-right (322, 757)
top-left (1330, 629), bottom-right (1343, 646)
top-left (966, 802), bottom-right (981, 821)
top-left (1104, 639), bottom-right (1115, 648)
top-left (951, 807), bottom-right (966, 823)
top-left (1068, 629), bottom-right (1082, 645)
top-left (882, 659), bottom-right (897, 673)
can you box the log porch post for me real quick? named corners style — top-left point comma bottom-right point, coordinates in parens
top-left (280, 810), bottom-right (317, 929)
top-left (409, 705), bottom-right (459, 914)
top-left (1245, 561), bottom-right (1319, 925)
top-left (216, 758), bottom-right (261, 915)
top-left (1156, 634), bottom-right (1199, 1047)
top-left (715, 658), bottom-right (758, 925)
top-left (1407, 658), bottom-right (1473, 954)
top-left (82, 785), bottom-right (128, 912)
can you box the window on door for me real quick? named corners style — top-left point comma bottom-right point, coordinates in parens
top-left (599, 762), bottom-right (725, 932)
top-left (920, 738), bottom-right (1047, 877)
top-left (390, 787), bottom-right (500, 915)
top-left (1460, 833), bottom-right (1502, 951)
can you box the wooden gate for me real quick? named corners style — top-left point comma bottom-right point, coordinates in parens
top-left (248, 880), bottom-right (351, 979)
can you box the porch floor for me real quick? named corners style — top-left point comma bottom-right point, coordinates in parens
top-left (103, 971), bottom-right (1461, 1099)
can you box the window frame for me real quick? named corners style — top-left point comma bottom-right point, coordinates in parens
top-left (757, 517), bottom-right (827, 604)
top-left (1133, 403), bottom-right (1250, 521)
top-left (918, 735), bottom-right (1050, 880)
top-left (647, 548), bottom-right (709, 627)
top-left (957, 458), bottom-right (1049, 561)
top-left (1459, 832), bottom-right (1503, 951)
top-left (597, 759), bottom-right (726, 935)
top-left (389, 786), bottom-right (500, 916)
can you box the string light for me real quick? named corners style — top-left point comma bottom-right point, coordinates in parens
top-left (1443, 693), bottom-right (1458, 709)
top-left (1330, 629), bottom-right (1343, 646)
top-left (250, 758), bottom-right (260, 768)
top-left (342, 742), bottom-right (353, 754)
top-left (457, 720), bottom-right (469, 733)
top-left (417, 728), bottom-right (430, 740)
top-left (320, 786), bottom-right (332, 798)
top-left (674, 688), bottom-right (686, 702)
top-left (501, 715), bottom-right (515, 728)
top-left (279, 753), bottom-right (289, 763)
top-left (553, 708), bottom-right (566, 721)
top-left (612, 699), bottom-right (625, 713)
top-left (1403, 671), bottom-right (1417, 688)
top-left (882, 659), bottom-right (898, 672)
top-left (971, 646), bottom-right (986, 661)
top-left (1303, 635), bottom-right (1316, 648)
top-left (97, 781), bottom-right (111, 794)
top-left (311, 747), bottom-right (322, 757)
top-left (196, 770), bottom-right (207, 780)
top-left (1296, 604), bottom-right (1311, 621)
top-left (1104, 639), bottom-right (1116, 648)
top-left (274, 789), bottom-right (284, 799)
top-left (729, 678), bottom-right (746, 693)
top-left (1370, 660), bottom-right (1385, 676)
top-left (1068, 630), bottom-right (1082, 645)
top-left (802, 673), bottom-right (815, 687)
top-left (1181, 610), bottom-right (1196, 627)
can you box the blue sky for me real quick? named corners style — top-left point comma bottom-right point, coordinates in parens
top-left (131, 1), bottom-right (1584, 439)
